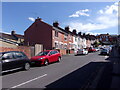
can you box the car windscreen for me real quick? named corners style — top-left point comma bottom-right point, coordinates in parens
top-left (102, 49), bottom-right (108, 51)
top-left (79, 49), bottom-right (83, 51)
top-left (36, 51), bottom-right (49, 56)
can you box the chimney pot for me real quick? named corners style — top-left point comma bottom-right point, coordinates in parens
top-left (11, 30), bottom-right (16, 35)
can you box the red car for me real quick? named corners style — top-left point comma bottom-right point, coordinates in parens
top-left (30, 50), bottom-right (61, 66)
top-left (88, 47), bottom-right (96, 52)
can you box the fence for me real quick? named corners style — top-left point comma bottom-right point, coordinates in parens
top-left (0, 46), bottom-right (32, 58)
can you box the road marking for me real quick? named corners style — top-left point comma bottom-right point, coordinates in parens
top-left (10, 74), bottom-right (47, 88)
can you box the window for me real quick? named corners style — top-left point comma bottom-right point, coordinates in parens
top-left (64, 35), bottom-right (67, 41)
top-left (15, 52), bottom-right (25, 58)
top-left (75, 37), bottom-right (77, 41)
top-left (106, 38), bottom-right (108, 41)
top-left (78, 38), bottom-right (79, 41)
top-left (36, 51), bottom-right (49, 56)
top-left (64, 45), bottom-right (67, 49)
top-left (55, 42), bottom-right (58, 48)
top-left (54, 51), bottom-right (58, 54)
top-left (60, 44), bottom-right (62, 49)
top-left (2, 52), bottom-right (14, 60)
top-left (50, 51), bottom-right (56, 55)
top-left (69, 35), bottom-right (72, 40)
top-left (55, 31), bottom-right (58, 37)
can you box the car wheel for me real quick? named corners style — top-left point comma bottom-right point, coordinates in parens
top-left (58, 57), bottom-right (61, 62)
top-left (24, 63), bottom-right (30, 71)
top-left (44, 60), bottom-right (49, 66)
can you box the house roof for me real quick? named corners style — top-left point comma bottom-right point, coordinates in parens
top-left (0, 32), bottom-right (24, 45)
top-left (53, 26), bottom-right (76, 36)
top-left (0, 33), bottom-right (16, 40)
top-left (36, 18), bottom-right (73, 36)
top-left (14, 34), bottom-right (24, 39)
top-left (0, 32), bottom-right (24, 40)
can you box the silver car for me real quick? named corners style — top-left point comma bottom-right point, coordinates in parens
top-left (76, 49), bottom-right (88, 55)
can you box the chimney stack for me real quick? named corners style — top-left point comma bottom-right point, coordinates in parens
top-left (65, 26), bottom-right (70, 32)
top-left (11, 30), bottom-right (16, 35)
top-left (83, 33), bottom-right (86, 36)
top-left (72, 29), bottom-right (77, 35)
top-left (53, 21), bottom-right (59, 27)
top-left (78, 32), bottom-right (82, 36)
top-left (35, 17), bottom-right (42, 21)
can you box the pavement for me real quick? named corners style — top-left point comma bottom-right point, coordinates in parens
top-left (110, 47), bottom-right (120, 89)
top-left (92, 46), bottom-right (120, 89)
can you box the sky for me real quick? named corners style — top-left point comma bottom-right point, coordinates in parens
top-left (1, 2), bottom-right (119, 35)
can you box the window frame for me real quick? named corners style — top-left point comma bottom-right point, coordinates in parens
top-left (2, 52), bottom-right (14, 60)
top-left (14, 52), bottom-right (26, 59)
top-left (55, 31), bottom-right (59, 37)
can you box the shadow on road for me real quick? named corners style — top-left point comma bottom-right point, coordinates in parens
top-left (74, 54), bottom-right (88, 56)
top-left (2, 69), bottom-right (23, 76)
top-left (44, 61), bottom-right (112, 89)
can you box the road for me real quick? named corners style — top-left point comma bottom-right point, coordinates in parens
top-left (2, 51), bottom-right (109, 89)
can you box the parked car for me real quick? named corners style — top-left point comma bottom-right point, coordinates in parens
top-left (94, 47), bottom-right (100, 51)
top-left (0, 51), bottom-right (31, 73)
top-left (76, 49), bottom-right (88, 55)
top-left (100, 48), bottom-right (110, 55)
top-left (88, 47), bottom-right (96, 52)
top-left (30, 50), bottom-right (61, 66)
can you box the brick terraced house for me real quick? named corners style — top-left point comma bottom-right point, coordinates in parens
top-left (97, 33), bottom-right (117, 45)
top-left (24, 17), bottom-right (97, 55)
top-left (24, 18), bottom-right (74, 55)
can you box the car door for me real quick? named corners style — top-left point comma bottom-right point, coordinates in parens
top-left (48, 51), bottom-right (56, 62)
top-left (54, 51), bottom-right (60, 61)
top-left (13, 52), bottom-right (28, 68)
top-left (2, 52), bottom-right (16, 72)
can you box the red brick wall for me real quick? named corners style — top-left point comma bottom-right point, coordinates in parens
top-left (70, 50), bottom-right (74, 54)
top-left (24, 19), bottom-right (53, 50)
top-left (54, 49), bottom-right (66, 55)
top-left (0, 46), bottom-right (32, 58)
top-left (59, 49), bottom-right (66, 55)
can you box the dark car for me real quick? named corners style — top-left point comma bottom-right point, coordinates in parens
top-left (30, 50), bottom-right (61, 66)
top-left (100, 48), bottom-right (110, 55)
top-left (0, 51), bottom-right (31, 73)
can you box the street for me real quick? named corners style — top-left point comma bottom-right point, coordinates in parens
top-left (2, 51), bottom-right (109, 89)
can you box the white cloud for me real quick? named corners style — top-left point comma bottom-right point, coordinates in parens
top-left (69, 9), bottom-right (90, 17)
top-left (85, 32), bottom-right (101, 35)
top-left (98, 2), bottom-right (118, 16)
top-left (68, 2), bottom-right (118, 34)
top-left (69, 22), bottom-right (108, 32)
top-left (28, 17), bottom-right (35, 22)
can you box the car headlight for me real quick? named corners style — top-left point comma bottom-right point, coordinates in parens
top-left (38, 57), bottom-right (45, 60)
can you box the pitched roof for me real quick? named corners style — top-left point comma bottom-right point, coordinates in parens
top-left (0, 33), bottom-right (16, 40)
top-left (0, 32), bottom-right (24, 40)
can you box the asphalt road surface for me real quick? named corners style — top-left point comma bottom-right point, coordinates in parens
top-left (2, 51), bottom-right (110, 89)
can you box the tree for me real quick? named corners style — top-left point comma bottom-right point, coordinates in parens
top-left (92, 41), bottom-right (101, 47)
